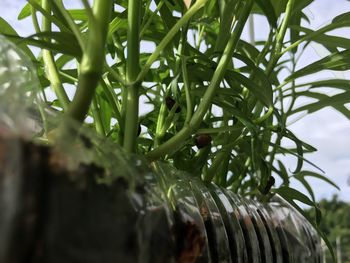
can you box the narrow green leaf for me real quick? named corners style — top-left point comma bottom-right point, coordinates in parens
top-left (4, 33), bottom-right (82, 58)
top-left (296, 170), bottom-right (340, 190)
top-left (255, 0), bottom-right (277, 28)
top-left (295, 79), bottom-right (350, 91)
top-left (294, 174), bottom-right (315, 201)
top-left (233, 52), bottom-right (273, 104)
top-left (27, 0), bottom-right (70, 32)
top-left (18, 2), bottom-right (33, 20)
top-left (271, 0), bottom-right (289, 18)
top-left (227, 70), bottom-right (273, 107)
top-left (0, 17), bottom-right (36, 60)
top-left (283, 129), bottom-right (304, 174)
top-left (69, 9), bottom-right (88, 21)
top-left (277, 160), bottom-right (290, 184)
top-left (107, 12), bottom-right (127, 40)
top-left (274, 186), bottom-right (315, 206)
top-left (268, 141), bottom-right (325, 173)
top-left (215, 0), bottom-right (238, 52)
top-left (293, 91), bottom-right (350, 115)
top-left (287, 91), bottom-right (350, 120)
top-left (287, 50), bottom-right (350, 81)
top-left (291, 26), bottom-right (350, 49)
top-left (332, 11), bottom-right (350, 24)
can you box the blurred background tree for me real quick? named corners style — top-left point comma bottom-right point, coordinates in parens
top-left (305, 195), bottom-right (350, 262)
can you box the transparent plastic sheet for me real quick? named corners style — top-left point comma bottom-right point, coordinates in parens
top-left (224, 189), bottom-right (262, 263)
top-left (209, 184), bottom-right (247, 263)
top-left (242, 198), bottom-right (273, 263)
top-left (0, 35), bottom-right (175, 263)
top-left (268, 196), bottom-right (318, 263)
top-left (255, 204), bottom-right (283, 263)
top-left (0, 35), bottom-right (41, 262)
top-left (190, 180), bottom-right (231, 262)
top-left (0, 35), bottom-right (324, 263)
top-left (0, 35), bottom-right (43, 138)
top-left (153, 162), bottom-right (211, 262)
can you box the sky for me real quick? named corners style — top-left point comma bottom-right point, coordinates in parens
top-left (0, 0), bottom-right (349, 202)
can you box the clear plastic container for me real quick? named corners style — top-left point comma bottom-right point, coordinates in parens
top-left (0, 35), bottom-right (323, 263)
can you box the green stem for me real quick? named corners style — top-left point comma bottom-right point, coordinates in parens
top-left (259, 0), bottom-right (295, 171)
top-left (275, 0), bottom-right (295, 55)
top-left (155, 98), bottom-right (167, 147)
top-left (41, 0), bottom-right (70, 110)
top-left (30, 6), bottom-right (41, 33)
top-left (265, 0), bottom-right (295, 76)
top-left (57, 0), bottom-right (85, 51)
top-left (146, 0), bottom-right (254, 161)
top-left (205, 135), bottom-right (243, 182)
top-left (140, 1), bottom-right (164, 37)
top-left (67, 0), bottom-right (112, 122)
top-left (248, 14), bottom-right (255, 45)
top-left (123, 0), bottom-right (141, 152)
top-left (91, 96), bottom-right (105, 135)
top-left (101, 78), bottom-right (123, 128)
top-left (182, 58), bottom-right (192, 124)
top-left (135, 0), bottom-right (209, 83)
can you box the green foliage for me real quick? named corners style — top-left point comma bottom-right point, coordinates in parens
top-left (1, 0), bottom-right (350, 258)
top-left (305, 196), bottom-right (350, 262)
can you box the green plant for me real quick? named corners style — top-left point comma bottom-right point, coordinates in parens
top-left (1, 0), bottom-right (350, 259)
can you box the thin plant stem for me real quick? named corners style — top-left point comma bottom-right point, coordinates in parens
top-left (100, 78), bottom-right (123, 127)
top-left (28, 0), bottom-right (70, 32)
top-left (135, 0), bottom-right (209, 84)
top-left (146, 0), bottom-right (254, 161)
top-left (140, 1), bottom-right (164, 37)
top-left (67, 0), bottom-right (112, 122)
top-left (182, 58), bottom-right (192, 124)
top-left (56, 0), bottom-right (86, 51)
top-left (41, 0), bottom-right (70, 110)
top-left (248, 14), bottom-right (255, 45)
top-left (154, 99), bottom-right (167, 147)
top-left (30, 6), bottom-right (41, 33)
top-left (265, 0), bottom-right (295, 76)
top-left (91, 96), bottom-right (105, 135)
top-left (123, 0), bottom-right (141, 152)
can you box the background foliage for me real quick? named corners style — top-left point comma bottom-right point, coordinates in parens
top-left (305, 196), bottom-right (350, 262)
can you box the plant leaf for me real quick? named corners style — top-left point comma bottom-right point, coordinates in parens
top-left (0, 17), bottom-right (36, 60)
top-left (296, 170), bottom-right (340, 190)
top-left (287, 50), bottom-right (350, 81)
top-left (292, 91), bottom-right (350, 119)
top-left (254, 0), bottom-right (277, 28)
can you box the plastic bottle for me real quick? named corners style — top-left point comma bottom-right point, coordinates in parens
top-left (0, 35), bottom-right (322, 263)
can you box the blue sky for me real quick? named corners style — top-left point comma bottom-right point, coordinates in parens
top-left (1, 0), bottom-right (349, 202)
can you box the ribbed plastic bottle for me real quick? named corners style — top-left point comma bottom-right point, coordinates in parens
top-left (0, 34), bottom-right (323, 263)
top-left (150, 162), bottom-right (323, 263)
